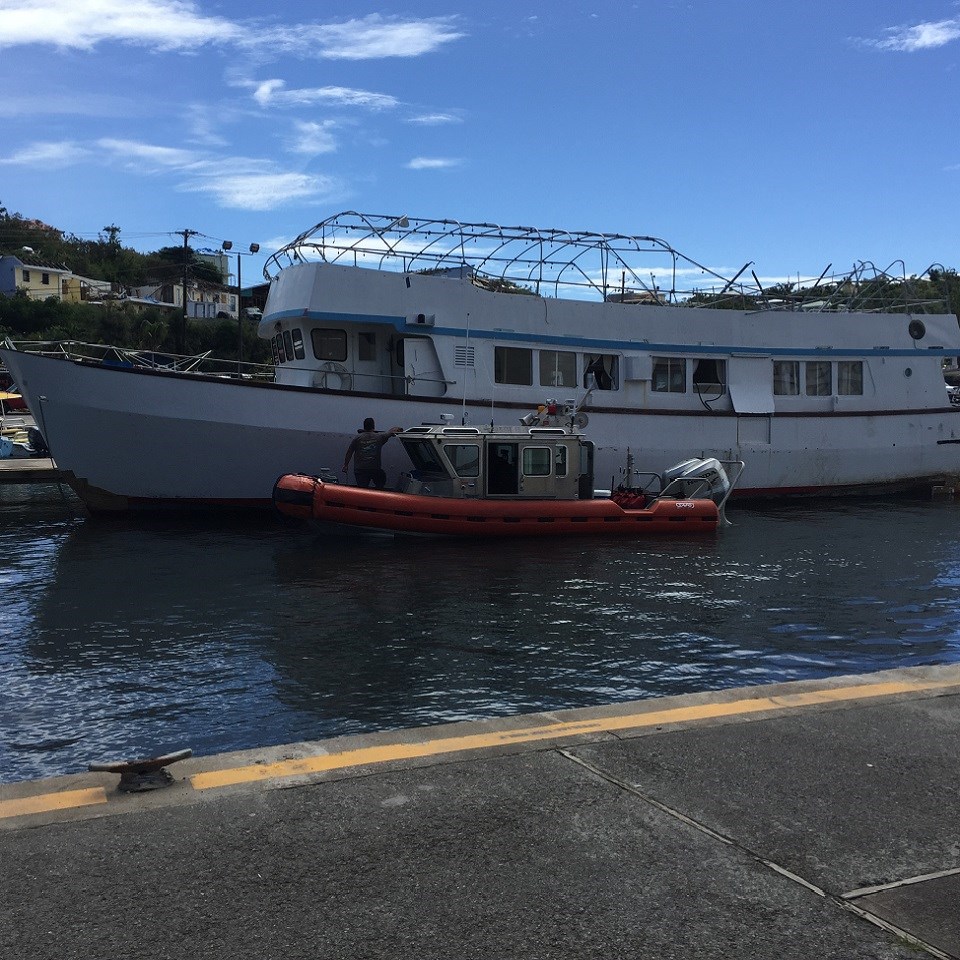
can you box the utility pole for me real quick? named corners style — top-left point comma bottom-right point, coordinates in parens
top-left (176, 228), bottom-right (198, 355)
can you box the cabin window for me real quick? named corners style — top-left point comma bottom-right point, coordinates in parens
top-left (275, 334), bottom-right (287, 363)
top-left (445, 444), bottom-right (480, 477)
top-left (312, 328), bottom-right (347, 362)
top-left (838, 360), bottom-right (863, 395)
top-left (555, 446), bottom-right (568, 477)
top-left (494, 346), bottom-right (532, 385)
top-left (270, 336), bottom-right (281, 364)
top-left (400, 439), bottom-right (446, 474)
top-left (652, 357), bottom-right (686, 393)
top-left (539, 350), bottom-right (577, 388)
top-left (22, 270), bottom-right (30, 282)
top-left (806, 361), bottom-right (831, 396)
top-left (692, 358), bottom-right (726, 393)
top-left (291, 328), bottom-right (306, 360)
top-left (584, 354), bottom-right (618, 390)
top-left (282, 330), bottom-right (295, 362)
top-left (522, 447), bottom-right (552, 477)
top-left (358, 332), bottom-right (376, 362)
top-left (773, 361), bottom-right (800, 395)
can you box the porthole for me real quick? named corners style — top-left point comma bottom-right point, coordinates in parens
top-left (908, 319), bottom-right (926, 340)
top-left (904, 367), bottom-right (913, 378)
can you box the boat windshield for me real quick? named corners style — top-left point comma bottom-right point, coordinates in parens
top-left (400, 438), bottom-right (448, 474)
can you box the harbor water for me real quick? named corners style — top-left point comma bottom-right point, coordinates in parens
top-left (2, 484), bottom-right (960, 784)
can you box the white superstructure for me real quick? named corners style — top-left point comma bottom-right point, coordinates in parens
top-left (3, 211), bottom-right (960, 512)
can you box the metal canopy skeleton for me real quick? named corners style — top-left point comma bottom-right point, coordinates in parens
top-left (264, 211), bottom-right (952, 314)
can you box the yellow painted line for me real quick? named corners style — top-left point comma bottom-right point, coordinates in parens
top-left (191, 675), bottom-right (960, 791)
top-left (0, 787), bottom-right (107, 820)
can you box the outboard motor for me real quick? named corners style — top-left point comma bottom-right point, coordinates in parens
top-left (660, 457), bottom-right (731, 504)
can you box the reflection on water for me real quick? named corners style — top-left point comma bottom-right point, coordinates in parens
top-left (2, 484), bottom-right (960, 782)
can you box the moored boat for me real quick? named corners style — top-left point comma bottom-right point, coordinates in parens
top-left (273, 407), bottom-right (742, 537)
top-left (2, 212), bottom-right (959, 513)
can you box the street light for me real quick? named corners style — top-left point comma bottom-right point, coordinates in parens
top-left (222, 241), bottom-right (260, 370)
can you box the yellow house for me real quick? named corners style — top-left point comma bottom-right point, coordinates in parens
top-left (0, 252), bottom-right (71, 300)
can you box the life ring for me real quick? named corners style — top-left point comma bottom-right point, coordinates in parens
top-left (908, 318), bottom-right (926, 341)
top-left (313, 361), bottom-right (353, 391)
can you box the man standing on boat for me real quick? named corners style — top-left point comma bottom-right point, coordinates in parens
top-left (342, 418), bottom-right (403, 488)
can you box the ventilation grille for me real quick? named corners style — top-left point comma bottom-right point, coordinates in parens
top-left (454, 345), bottom-right (476, 367)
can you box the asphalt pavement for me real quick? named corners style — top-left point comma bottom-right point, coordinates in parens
top-left (2, 664), bottom-right (959, 959)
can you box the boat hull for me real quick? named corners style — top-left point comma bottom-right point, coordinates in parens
top-left (3, 348), bottom-right (959, 513)
top-left (273, 474), bottom-right (720, 537)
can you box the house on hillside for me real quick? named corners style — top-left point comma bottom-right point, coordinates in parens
top-left (0, 252), bottom-right (71, 300)
top-left (129, 279), bottom-right (238, 320)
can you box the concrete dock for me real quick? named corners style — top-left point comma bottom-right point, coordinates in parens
top-left (2, 664), bottom-right (960, 959)
top-left (0, 457), bottom-right (62, 484)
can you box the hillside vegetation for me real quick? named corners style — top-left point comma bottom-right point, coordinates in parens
top-left (0, 203), bottom-right (269, 362)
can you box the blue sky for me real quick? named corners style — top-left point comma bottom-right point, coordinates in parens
top-left (1, 0), bottom-right (959, 286)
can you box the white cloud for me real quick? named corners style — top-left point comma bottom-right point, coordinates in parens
top-left (252, 14), bottom-right (464, 60)
top-left (865, 17), bottom-right (960, 51)
top-left (406, 113), bottom-right (462, 125)
top-left (290, 120), bottom-right (338, 155)
top-left (0, 4), bottom-right (463, 59)
top-left (97, 138), bottom-right (200, 168)
top-left (179, 170), bottom-right (337, 211)
top-left (250, 79), bottom-right (398, 110)
top-left (0, 0), bottom-right (240, 51)
top-left (0, 140), bottom-right (91, 166)
top-left (406, 157), bottom-right (461, 170)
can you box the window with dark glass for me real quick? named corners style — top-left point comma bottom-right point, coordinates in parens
top-left (652, 357), bottom-right (686, 392)
top-left (773, 360), bottom-right (800, 395)
top-left (400, 439), bottom-right (446, 474)
top-left (522, 447), bottom-right (552, 476)
top-left (275, 334), bottom-right (286, 363)
top-left (838, 360), bottom-right (863, 395)
top-left (494, 346), bottom-right (532, 385)
top-left (539, 350), bottom-right (576, 387)
top-left (806, 361), bottom-right (831, 396)
top-left (445, 444), bottom-right (480, 477)
top-left (583, 354), bottom-right (619, 390)
top-left (270, 336), bottom-right (280, 365)
top-left (291, 328), bottom-right (305, 360)
top-left (282, 330), bottom-right (294, 362)
top-left (312, 328), bottom-right (348, 361)
top-left (22, 270), bottom-right (30, 282)
top-left (554, 445), bottom-right (568, 477)
top-left (41, 273), bottom-right (50, 285)
top-left (358, 332), bottom-right (377, 362)
top-left (692, 358), bottom-right (725, 393)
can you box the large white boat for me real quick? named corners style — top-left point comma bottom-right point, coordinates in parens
top-left (3, 211), bottom-right (960, 513)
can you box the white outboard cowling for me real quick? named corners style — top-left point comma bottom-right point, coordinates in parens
top-left (661, 457), bottom-right (731, 504)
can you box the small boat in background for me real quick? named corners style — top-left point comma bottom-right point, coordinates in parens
top-left (274, 402), bottom-right (742, 538)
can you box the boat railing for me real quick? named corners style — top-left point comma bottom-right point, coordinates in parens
top-left (3, 339), bottom-right (276, 381)
top-left (263, 211), bottom-right (954, 314)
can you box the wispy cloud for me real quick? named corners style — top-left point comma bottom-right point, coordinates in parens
top-left (863, 17), bottom-right (960, 51)
top-left (0, 135), bottom-right (338, 210)
top-left (0, 140), bottom-right (91, 166)
top-left (97, 138), bottom-right (200, 169)
top-left (248, 79), bottom-right (398, 111)
top-left (246, 14), bottom-right (464, 60)
top-left (406, 113), bottom-right (463, 126)
top-left (179, 169), bottom-right (338, 211)
top-left (406, 157), bottom-right (462, 170)
top-left (0, 3), bottom-right (463, 59)
top-left (289, 120), bottom-right (338, 155)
